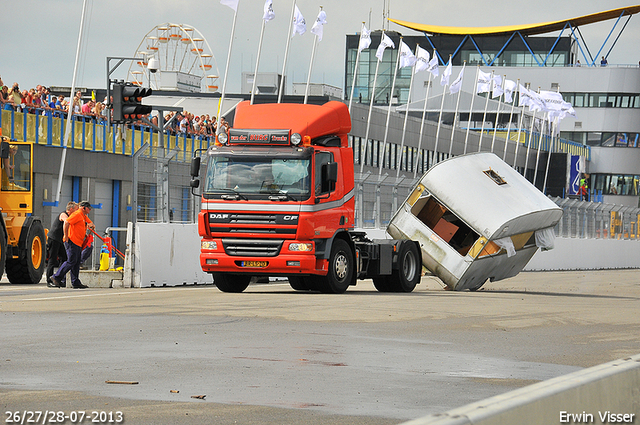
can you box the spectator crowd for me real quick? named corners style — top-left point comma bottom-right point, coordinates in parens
top-left (0, 75), bottom-right (223, 138)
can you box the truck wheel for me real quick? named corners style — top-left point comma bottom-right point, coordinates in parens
top-left (6, 221), bottom-right (46, 284)
top-left (213, 273), bottom-right (251, 293)
top-left (316, 239), bottom-right (353, 294)
top-left (0, 225), bottom-right (6, 278)
top-left (389, 242), bottom-right (420, 293)
top-left (288, 276), bottom-right (311, 291)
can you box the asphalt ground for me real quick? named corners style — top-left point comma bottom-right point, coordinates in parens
top-left (1, 269), bottom-right (639, 424)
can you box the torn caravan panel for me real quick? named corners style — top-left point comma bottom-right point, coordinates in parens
top-left (387, 152), bottom-right (563, 291)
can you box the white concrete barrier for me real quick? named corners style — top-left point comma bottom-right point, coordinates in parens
top-left (401, 354), bottom-right (640, 425)
top-left (134, 223), bottom-right (211, 287)
top-left (526, 237), bottom-right (640, 271)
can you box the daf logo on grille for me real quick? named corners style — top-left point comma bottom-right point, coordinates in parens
top-left (210, 213), bottom-right (229, 219)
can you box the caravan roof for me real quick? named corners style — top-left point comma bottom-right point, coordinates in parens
top-left (421, 152), bottom-right (562, 240)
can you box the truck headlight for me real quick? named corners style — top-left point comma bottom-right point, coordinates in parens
top-left (291, 133), bottom-right (302, 146)
top-left (289, 243), bottom-right (313, 252)
top-left (202, 240), bottom-right (218, 250)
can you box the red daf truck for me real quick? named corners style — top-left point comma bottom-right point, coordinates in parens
top-left (189, 100), bottom-right (421, 293)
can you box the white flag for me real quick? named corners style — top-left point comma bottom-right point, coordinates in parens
top-left (519, 85), bottom-right (544, 112)
top-left (503, 79), bottom-right (517, 103)
top-left (477, 70), bottom-right (492, 93)
top-left (440, 59), bottom-right (452, 86)
top-left (220, 0), bottom-right (239, 12)
top-left (491, 74), bottom-right (503, 98)
top-left (399, 41), bottom-right (416, 69)
top-left (358, 25), bottom-right (371, 52)
top-left (557, 101), bottom-right (576, 120)
top-left (311, 10), bottom-right (327, 41)
top-left (414, 46), bottom-right (430, 73)
top-left (449, 67), bottom-right (464, 94)
top-left (375, 32), bottom-right (394, 61)
top-left (263, 0), bottom-right (275, 21)
top-left (518, 84), bottom-right (532, 108)
top-left (292, 5), bottom-right (306, 37)
top-left (427, 55), bottom-right (439, 77)
top-left (539, 90), bottom-right (564, 113)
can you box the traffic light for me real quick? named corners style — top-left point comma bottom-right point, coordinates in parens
top-left (111, 81), bottom-right (153, 123)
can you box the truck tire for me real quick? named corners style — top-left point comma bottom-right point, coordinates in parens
top-left (389, 242), bottom-right (421, 293)
top-left (0, 225), bottom-right (6, 279)
top-left (6, 221), bottom-right (46, 284)
top-left (288, 276), bottom-right (311, 291)
top-left (316, 239), bottom-right (353, 294)
top-left (213, 273), bottom-right (251, 293)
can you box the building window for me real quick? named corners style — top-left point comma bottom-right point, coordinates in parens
top-left (137, 183), bottom-right (157, 222)
top-left (593, 174), bottom-right (640, 196)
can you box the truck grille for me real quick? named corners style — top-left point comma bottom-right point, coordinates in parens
top-left (230, 213), bottom-right (277, 224)
top-left (208, 212), bottom-right (299, 237)
top-left (222, 239), bottom-right (284, 257)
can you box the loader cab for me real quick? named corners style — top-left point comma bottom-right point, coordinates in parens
top-left (0, 140), bottom-right (46, 285)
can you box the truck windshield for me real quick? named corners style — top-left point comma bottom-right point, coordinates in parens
top-left (204, 155), bottom-right (311, 200)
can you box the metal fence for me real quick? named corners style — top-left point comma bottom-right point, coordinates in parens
top-left (552, 197), bottom-right (640, 240)
top-left (354, 176), bottom-right (640, 241)
top-left (134, 145), bottom-right (201, 225)
top-left (3, 108), bottom-right (637, 239)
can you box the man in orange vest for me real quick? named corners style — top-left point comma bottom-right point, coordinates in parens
top-left (51, 201), bottom-right (96, 289)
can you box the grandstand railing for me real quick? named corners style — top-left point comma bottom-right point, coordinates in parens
top-left (0, 108), bottom-right (215, 163)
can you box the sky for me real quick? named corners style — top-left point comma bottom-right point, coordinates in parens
top-left (4, 0), bottom-right (640, 98)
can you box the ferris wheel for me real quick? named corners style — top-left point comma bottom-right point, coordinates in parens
top-left (128, 23), bottom-right (220, 93)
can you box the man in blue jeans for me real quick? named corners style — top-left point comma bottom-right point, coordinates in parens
top-left (51, 201), bottom-right (95, 289)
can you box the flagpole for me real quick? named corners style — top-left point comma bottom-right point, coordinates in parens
top-left (542, 116), bottom-right (559, 194)
top-left (381, 36), bottom-right (402, 176)
top-left (477, 70), bottom-right (494, 152)
top-left (56, 0), bottom-right (88, 204)
top-left (304, 8), bottom-right (322, 105)
top-left (513, 85), bottom-right (527, 169)
top-left (448, 61), bottom-right (465, 156)
top-left (490, 76), bottom-right (505, 154)
top-left (360, 55), bottom-right (381, 174)
top-left (503, 78), bottom-right (519, 161)
top-left (433, 55), bottom-right (451, 166)
top-left (414, 72), bottom-right (432, 177)
top-left (217, 3), bottom-right (239, 130)
top-left (278, 0), bottom-right (297, 103)
top-left (542, 86), bottom-right (562, 194)
top-left (463, 65), bottom-right (479, 155)
top-left (523, 96), bottom-right (539, 178)
top-left (532, 112), bottom-right (548, 186)
top-left (348, 22), bottom-right (366, 113)
top-left (401, 45), bottom-right (418, 177)
top-left (250, 18), bottom-right (267, 105)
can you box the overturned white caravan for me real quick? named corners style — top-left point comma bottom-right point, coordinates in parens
top-left (387, 152), bottom-right (563, 291)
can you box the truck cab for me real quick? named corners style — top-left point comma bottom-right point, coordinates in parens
top-left (192, 101), bottom-right (422, 294)
top-left (191, 101), bottom-right (359, 293)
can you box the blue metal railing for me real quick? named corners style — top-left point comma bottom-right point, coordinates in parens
top-left (0, 108), bottom-right (215, 162)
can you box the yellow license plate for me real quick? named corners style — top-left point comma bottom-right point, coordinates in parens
top-left (242, 261), bottom-right (268, 268)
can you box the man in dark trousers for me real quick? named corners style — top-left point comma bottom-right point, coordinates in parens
top-left (46, 201), bottom-right (77, 287)
top-left (51, 201), bottom-right (95, 289)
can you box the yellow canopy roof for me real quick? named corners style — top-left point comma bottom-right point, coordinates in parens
top-left (389, 5), bottom-right (640, 36)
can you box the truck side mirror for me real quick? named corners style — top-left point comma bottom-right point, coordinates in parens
top-left (190, 156), bottom-right (201, 178)
top-left (321, 162), bottom-right (338, 193)
top-left (190, 177), bottom-right (200, 197)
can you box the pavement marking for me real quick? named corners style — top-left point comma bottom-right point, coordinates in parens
top-left (18, 286), bottom-right (214, 301)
